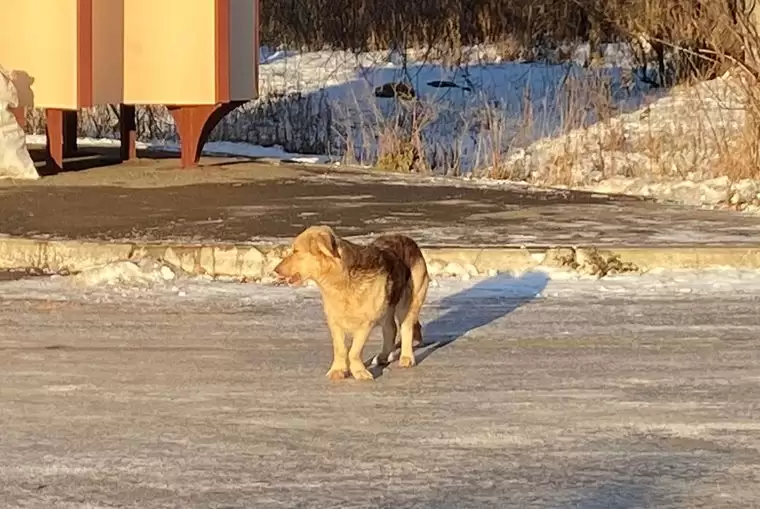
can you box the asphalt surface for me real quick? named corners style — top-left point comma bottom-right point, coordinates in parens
top-left (2, 155), bottom-right (760, 247)
top-left (1, 272), bottom-right (759, 508)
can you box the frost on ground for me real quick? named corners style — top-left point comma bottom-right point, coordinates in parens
top-left (1, 266), bottom-right (760, 508)
top-left (8, 259), bottom-right (760, 304)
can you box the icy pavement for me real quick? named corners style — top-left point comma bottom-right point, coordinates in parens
top-left (1, 270), bottom-right (760, 508)
top-left (4, 161), bottom-right (760, 247)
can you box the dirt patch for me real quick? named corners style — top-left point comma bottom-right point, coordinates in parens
top-left (0, 269), bottom-right (48, 281)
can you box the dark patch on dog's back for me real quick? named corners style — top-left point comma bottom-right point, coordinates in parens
top-left (371, 234), bottom-right (425, 271)
top-left (337, 235), bottom-right (423, 307)
top-left (337, 241), bottom-right (388, 275)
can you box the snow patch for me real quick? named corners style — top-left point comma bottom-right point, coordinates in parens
top-left (24, 135), bottom-right (332, 166)
top-left (3, 265), bottom-right (760, 306)
top-left (486, 73), bottom-right (760, 212)
top-left (71, 259), bottom-right (179, 288)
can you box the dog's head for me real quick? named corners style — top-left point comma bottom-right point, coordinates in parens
top-left (273, 225), bottom-right (340, 285)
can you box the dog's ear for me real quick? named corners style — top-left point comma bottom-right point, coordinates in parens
top-left (311, 228), bottom-right (340, 260)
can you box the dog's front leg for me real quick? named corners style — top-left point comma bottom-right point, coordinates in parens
top-left (348, 324), bottom-right (375, 381)
top-left (326, 322), bottom-right (349, 380)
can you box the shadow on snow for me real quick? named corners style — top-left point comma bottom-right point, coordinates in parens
top-left (415, 271), bottom-right (550, 364)
top-left (370, 271), bottom-right (549, 376)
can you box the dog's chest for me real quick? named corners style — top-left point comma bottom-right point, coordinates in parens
top-left (321, 277), bottom-right (390, 329)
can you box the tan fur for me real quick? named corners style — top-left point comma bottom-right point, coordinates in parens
top-left (274, 225), bottom-right (430, 381)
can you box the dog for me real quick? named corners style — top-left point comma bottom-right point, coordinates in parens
top-left (273, 225), bottom-right (430, 381)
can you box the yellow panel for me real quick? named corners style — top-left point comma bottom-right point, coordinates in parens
top-left (124, 0), bottom-right (216, 105)
top-left (0, 0), bottom-right (78, 109)
top-left (229, 0), bottom-right (257, 101)
top-left (92, 0), bottom-right (125, 104)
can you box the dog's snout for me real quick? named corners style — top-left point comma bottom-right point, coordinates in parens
top-left (273, 257), bottom-right (292, 278)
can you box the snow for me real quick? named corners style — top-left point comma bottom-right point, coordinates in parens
top-left (24, 43), bottom-right (664, 174)
top-left (255, 43), bottom-right (648, 98)
top-left (0, 66), bottom-right (38, 180)
top-left (491, 73), bottom-right (748, 188)
top-left (70, 259), bottom-right (178, 287)
top-left (24, 134), bottom-right (331, 165)
top-left (251, 44), bottom-right (661, 173)
top-left (2, 265), bottom-right (760, 306)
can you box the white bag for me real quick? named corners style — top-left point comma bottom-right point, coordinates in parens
top-left (0, 65), bottom-right (38, 180)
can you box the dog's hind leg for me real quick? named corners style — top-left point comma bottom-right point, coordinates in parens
top-left (412, 320), bottom-right (423, 347)
top-left (375, 310), bottom-right (397, 366)
top-left (397, 261), bottom-right (430, 368)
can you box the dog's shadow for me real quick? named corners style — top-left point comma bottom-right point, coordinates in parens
top-left (369, 271), bottom-right (550, 377)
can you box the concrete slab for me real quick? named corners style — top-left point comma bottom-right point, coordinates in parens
top-left (3, 158), bottom-right (760, 247)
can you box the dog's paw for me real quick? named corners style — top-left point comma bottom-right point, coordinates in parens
top-left (399, 355), bottom-right (416, 368)
top-left (326, 368), bottom-right (349, 381)
top-left (350, 367), bottom-right (375, 381)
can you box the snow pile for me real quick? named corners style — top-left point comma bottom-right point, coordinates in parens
top-left (0, 66), bottom-right (37, 180)
top-left (426, 260), bottom-right (487, 281)
top-left (487, 73), bottom-right (760, 210)
top-left (70, 259), bottom-right (180, 288)
top-left (497, 74), bottom-right (744, 183)
top-left (58, 247), bottom-right (642, 290)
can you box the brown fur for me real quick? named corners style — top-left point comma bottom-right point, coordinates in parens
top-left (274, 226), bottom-right (430, 381)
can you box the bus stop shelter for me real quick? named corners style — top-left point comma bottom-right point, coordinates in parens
top-left (0, 0), bottom-right (259, 170)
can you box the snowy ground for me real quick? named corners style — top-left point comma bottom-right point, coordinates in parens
top-left (2, 268), bottom-right (760, 508)
top-left (248, 44), bottom-right (657, 171)
top-left (23, 134), bottom-right (332, 166)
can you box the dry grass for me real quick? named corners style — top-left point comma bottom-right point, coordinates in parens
top-left (711, 78), bottom-right (760, 182)
top-left (476, 61), bottom-right (760, 188)
top-left (487, 69), bottom-right (627, 183)
top-left (259, 0), bottom-right (601, 54)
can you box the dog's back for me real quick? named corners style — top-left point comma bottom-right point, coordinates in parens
top-left (370, 234), bottom-right (426, 276)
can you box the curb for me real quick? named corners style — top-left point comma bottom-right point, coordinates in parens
top-left (2, 237), bottom-right (760, 278)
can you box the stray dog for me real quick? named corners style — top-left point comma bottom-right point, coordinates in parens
top-left (273, 226), bottom-right (430, 381)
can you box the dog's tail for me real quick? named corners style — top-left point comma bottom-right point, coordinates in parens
top-left (392, 236), bottom-right (429, 347)
top-left (373, 234), bottom-right (430, 346)
top-left (407, 253), bottom-right (429, 346)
